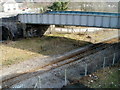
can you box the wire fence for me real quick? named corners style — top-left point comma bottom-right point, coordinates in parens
top-left (33, 49), bottom-right (120, 88)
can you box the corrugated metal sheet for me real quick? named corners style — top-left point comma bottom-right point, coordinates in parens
top-left (18, 11), bottom-right (120, 29)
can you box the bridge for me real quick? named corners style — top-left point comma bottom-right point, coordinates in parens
top-left (1, 11), bottom-right (120, 41)
top-left (18, 11), bottom-right (120, 29)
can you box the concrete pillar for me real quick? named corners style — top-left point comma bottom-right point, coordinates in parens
top-left (45, 25), bottom-right (55, 34)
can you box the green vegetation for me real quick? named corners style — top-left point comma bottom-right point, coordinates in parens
top-left (78, 64), bottom-right (120, 88)
top-left (48, 1), bottom-right (69, 11)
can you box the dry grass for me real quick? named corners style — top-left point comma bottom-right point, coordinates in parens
top-left (1, 34), bottom-right (90, 67)
top-left (51, 29), bottom-right (119, 43)
top-left (1, 29), bottom-right (118, 67)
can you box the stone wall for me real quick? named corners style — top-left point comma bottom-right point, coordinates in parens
top-left (0, 16), bottom-right (22, 40)
top-left (0, 16), bottom-right (53, 40)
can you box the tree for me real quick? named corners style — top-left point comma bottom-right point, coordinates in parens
top-left (48, 1), bottom-right (69, 11)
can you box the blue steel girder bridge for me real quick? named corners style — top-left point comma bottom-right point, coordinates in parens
top-left (18, 11), bottom-right (120, 29)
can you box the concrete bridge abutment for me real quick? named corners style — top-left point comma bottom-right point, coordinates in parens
top-left (23, 24), bottom-right (55, 38)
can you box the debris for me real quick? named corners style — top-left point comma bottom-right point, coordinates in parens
top-left (52, 64), bottom-right (57, 67)
top-left (90, 80), bottom-right (93, 83)
top-left (111, 82), bottom-right (114, 84)
top-left (93, 75), bottom-right (99, 80)
top-left (89, 75), bottom-right (91, 77)
top-left (86, 36), bottom-right (91, 39)
top-left (99, 85), bottom-right (101, 87)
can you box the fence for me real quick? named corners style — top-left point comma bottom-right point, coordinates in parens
top-left (32, 49), bottom-right (120, 88)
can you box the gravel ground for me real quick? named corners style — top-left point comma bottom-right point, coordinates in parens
top-left (1, 45), bottom-right (92, 81)
top-left (1, 31), bottom-right (119, 81)
top-left (8, 42), bottom-right (119, 88)
top-left (1, 29), bottom-right (119, 88)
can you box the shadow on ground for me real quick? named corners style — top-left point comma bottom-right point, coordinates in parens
top-left (2, 35), bottom-right (92, 56)
top-left (1, 36), bottom-right (120, 88)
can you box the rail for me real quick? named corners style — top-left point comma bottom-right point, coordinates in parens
top-left (1, 38), bottom-right (119, 88)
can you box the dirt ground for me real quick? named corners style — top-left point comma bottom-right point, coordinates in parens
top-left (1, 29), bottom-right (119, 67)
top-left (49, 28), bottom-right (119, 43)
top-left (1, 35), bottom-right (90, 68)
top-left (0, 29), bottom-right (119, 79)
top-left (0, 29), bottom-right (119, 88)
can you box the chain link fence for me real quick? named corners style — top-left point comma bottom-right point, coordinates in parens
top-left (32, 49), bottom-right (120, 88)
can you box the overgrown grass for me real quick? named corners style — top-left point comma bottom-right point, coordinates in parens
top-left (1, 34), bottom-right (90, 67)
top-left (78, 64), bottom-right (120, 88)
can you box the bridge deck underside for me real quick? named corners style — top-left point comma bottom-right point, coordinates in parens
top-left (18, 12), bottom-right (120, 29)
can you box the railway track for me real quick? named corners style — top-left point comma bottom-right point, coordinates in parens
top-left (1, 38), bottom-right (119, 88)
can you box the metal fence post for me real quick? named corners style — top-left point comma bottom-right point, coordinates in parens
top-left (112, 53), bottom-right (116, 65)
top-left (38, 76), bottom-right (42, 88)
top-left (85, 64), bottom-right (87, 76)
top-left (103, 57), bottom-right (106, 68)
top-left (34, 81), bottom-right (38, 88)
top-left (34, 76), bottom-right (42, 88)
top-left (65, 69), bottom-right (67, 86)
